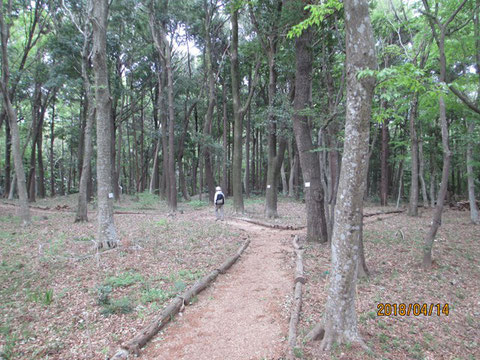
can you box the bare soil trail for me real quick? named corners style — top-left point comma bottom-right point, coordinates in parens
top-left (140, 219), bottom-right (295, 360)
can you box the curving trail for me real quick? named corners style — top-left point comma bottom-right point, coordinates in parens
top-left (140, 220), bottom-right (294, 360)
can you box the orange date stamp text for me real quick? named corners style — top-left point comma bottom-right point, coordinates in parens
top-left (376, 303), bottom-right (449, 317)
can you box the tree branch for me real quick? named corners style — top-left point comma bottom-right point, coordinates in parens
top-left (240, 59), bottom-right (261, 115)
top-left (449, 85), bottom-right (480, 115)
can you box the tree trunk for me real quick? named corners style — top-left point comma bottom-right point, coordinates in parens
top-left (37, 111), bottom-right (45, 198)
top-left (320, 0), bottom-right (376, 349)
top-left (150, 83), bottom-right (160, 194)
top-left (396, 160), bottom-right (404, 209)
top-left (92, 0), bottom-right (118, 248)
top-left (28, 82), bottom-right (44, 202)
top-left (230, 9), bottom-right (245, 212)
top-left (202, 3), bottom-right (216, 203)
top-left (288, 139), bottom-right (295, 197)
top-left (222, 80), bottom-right (228, 192)
top-left (0, 5), bottom-right (30, 224)
top-left (466, 120), bottom-right (479, 224)
top-left (421, 0), bottom-right (467, 268)
top-left (280, 162), bottom-right (287, 196)
top-left (50, 99), bottom-right (55, 196)
top-left (380, 117), bottom-right (389, 206)
top-left (468, 0), bottom-right (480, 224)
top-left (115, 93), bottom-right (124, 199)
top-left (292, 28), bottom-right (328, 242)
top-left (4, 113), bottom-right (11, 197)
top-left (419, 138), bottom-right (428, 208)
top-left (245, 95), bottom-right (251, 198)
top-left (429, 150), bottom-right (436, 208)
top-left (408, 95), bottom-right (419, 216)
top-left (165, 42), bottom-right (177, 211)
top-left (264, 51), bottom-right (285, 218)
top-left (76, 16), bottom-right (95, 222)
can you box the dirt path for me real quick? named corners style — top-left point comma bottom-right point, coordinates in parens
top-left (140, 219), bottom-right (294, 360)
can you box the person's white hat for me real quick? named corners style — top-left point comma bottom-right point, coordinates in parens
top-left (216, 186), bottom-right (221, 191)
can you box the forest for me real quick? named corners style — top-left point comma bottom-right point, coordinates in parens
top-left (0, 0), bottom-right (479, 359)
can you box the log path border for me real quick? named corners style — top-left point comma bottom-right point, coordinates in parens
top-left (287, 235), bottom-right (305, 360)
top-left (110, 239), bottom-right (250, 359)
top-left (234, 216), bottom-right (306, 230)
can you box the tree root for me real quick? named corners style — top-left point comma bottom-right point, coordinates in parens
top-left (304, 323), bottom-right (325, 343)
top-left (319, 328), bottom-right (369, 352)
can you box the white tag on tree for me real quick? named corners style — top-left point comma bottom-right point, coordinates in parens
top-left (267, 185), bottom-right (271, 189)
top-left (305, 182), bottom-right (311, 188)
top-left (108, 193), bottom-right (114, 199)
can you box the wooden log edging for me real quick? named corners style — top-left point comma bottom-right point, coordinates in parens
top-left (235, 217), bottom-right (306, 231)
top-left (363, 209), bottom-right (404, 217)
top-left (287, 235), bottom-right (305, 360)
top-left (110, 238), bottom-right (250, 360)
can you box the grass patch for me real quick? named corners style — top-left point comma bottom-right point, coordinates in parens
top-left (100, 297), bottom-right (134, 316)
top-left (408, 342), bottom-right (425, 360)
top-left (105, 271), bottom-right (144, 288)
top-left (72, 235), bottom-right (94, 242)
top-left (293, 346), bottom-right (303, 358)
top-left (188, 199), bottom-right (209, 209)
top-left (27, 288), bottom-right (54, 306)
top-left (135, 191), bottom-right (161, 209)
top-left (140, 288), bottom-right (174, 304)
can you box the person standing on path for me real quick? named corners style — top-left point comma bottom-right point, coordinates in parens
top-left (214, 186), bottom-right (225, 221)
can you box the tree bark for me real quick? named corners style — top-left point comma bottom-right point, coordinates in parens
top-left (49, 99), bottom-right (55, 196)
top-left (245, 85), bottom-right (251, 198)
top-left (222, 80), bottom-right (228, 192)
top-left (380, 117), bottom-right (389, 206)
top-left (264, 50), bottom-right (284, 218)
top-left (292, 28), bottom-right (328, 243)
top-left (467, 0), bottom-right (480, 224)
top-left (0, 3), bottom-right (30, 224)
top-left (230, 10), bottom-right (258, 212)
top-left (202, 4), bottom-right (216, 203)
top-left (466, 120), bottom-right (479, 224)
top-left (92, 0), bottom-right (118, 248)
top-left (4, 113), bottom-right (11, 197)
top-left (408, 95), bottom-right (419, 216)
top-left (320, 0), bottom-right (376, 349)
top-left (36, 108), bottom-right (45, 198)
top-left (419, 138), bottom-right (429, 208)
top-left (76, 12), bottom-right (95, 222)
top-left (230, 9), bottom-right (244, 213)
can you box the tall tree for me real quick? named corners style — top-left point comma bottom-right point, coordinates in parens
top-left (421, 0), bottom-right (469, 269)
top-left (61, 0), bottom-right (96, 222)
top-left (92, 0), bottom-right (118, 248)
top-left (292, 27), bottom-right (328, 243)
top-left (466, 0), bottom-right (480, 224)
top-left (316, 0), bottom-right (376, 349)
top-left (250, 0), bottom-right (286, 218)
top-left (202, 0), bottom-right (217, 203)
top-left (149, 0), bottom-right (177, 212)
top-left (0, 0), bottom-right (32, 225)
top-left (230, 7), bottom-right (258, 213)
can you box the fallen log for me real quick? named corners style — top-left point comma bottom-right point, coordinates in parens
top-left (287, 235), bottom-right (305, 360)
top-left (235, 217), bottom-right (305, 230)
top-left (110, 238), bottom-right (250, 359)
top-left (363, 209), bottom-right (404, 217)
top-left (294, 250), bottom-right (306, 285)
top-left (217, 240), bottom-right (251, 273)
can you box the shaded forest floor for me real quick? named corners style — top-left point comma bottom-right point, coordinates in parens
top-left (0, 194), bottom-right (479, 359)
